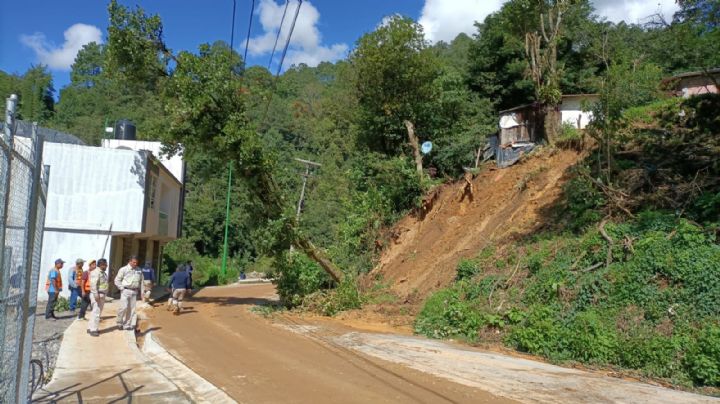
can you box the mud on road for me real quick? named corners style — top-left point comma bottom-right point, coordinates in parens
top-left (145, 284), bottom-right (510, 404)
top-left (145, 284), bottom-right (717, 404)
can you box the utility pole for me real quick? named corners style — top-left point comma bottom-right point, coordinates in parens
top-left (290, 158), bottom-right (321, 252)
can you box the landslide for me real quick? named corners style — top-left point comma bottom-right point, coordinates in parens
top-left (370, 148), bottom-right (581, 304)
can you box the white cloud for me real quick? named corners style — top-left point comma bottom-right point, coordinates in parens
top-left (418, 0), bottom-right (681, 44)
top-left (247, 0), bottom-right (348, 69)
top-left (20, 23), bottom-right (103, 71)
top-left (592, 0), bottom-right (679, 24)
top-left (419, 0), bottom-right (504, 43)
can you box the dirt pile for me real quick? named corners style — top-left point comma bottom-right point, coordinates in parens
top-left (370, 148), bottom-right (582, 303)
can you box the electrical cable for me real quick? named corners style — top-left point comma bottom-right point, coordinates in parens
top-left (243, 0), bottom-right (257, 67)
top-left (268, 0), bottom-right (291, 71)
top-left (259, 0), bottom-right (303, 127)
top-left (275, 0), bottom-right (302, 77)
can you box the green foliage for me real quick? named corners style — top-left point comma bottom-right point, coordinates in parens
top-left (274, 253), bottom-right (330, 308)
top-left (313, 278), bottom-right (364, 316)
top-left (456, 259), bottom-right (480, 281)
top-left (686, 324), bottom-right (720, 386)
top-left (561, 169), bottom-right (606, 231)
top-left (54, 296), bottom-right (70, 313)
top-left (417, 213), bottom-right (720, 386)
top-left (415, 288), bottom-right (482, 341)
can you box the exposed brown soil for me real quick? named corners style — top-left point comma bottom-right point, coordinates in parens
top-left (370, 148), bottom-right (581, 304)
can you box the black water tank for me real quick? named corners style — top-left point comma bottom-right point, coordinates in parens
top-left (114, 119), bottom-right (136, 140)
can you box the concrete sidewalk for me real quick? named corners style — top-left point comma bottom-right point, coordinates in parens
top-left (32, 300), bottom-right (189, 403)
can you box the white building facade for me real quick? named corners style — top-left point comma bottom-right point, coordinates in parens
top-left (36, 140), bottom-right (184, 301)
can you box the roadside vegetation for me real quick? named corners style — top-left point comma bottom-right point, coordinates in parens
top-left (2, 0), bottom-right (718, 390)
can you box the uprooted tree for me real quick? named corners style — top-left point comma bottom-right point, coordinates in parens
top-left (105, 0), bottom-right (343, 282)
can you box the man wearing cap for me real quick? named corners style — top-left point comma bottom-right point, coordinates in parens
top-left (45, 259), bottom-right (64, 320)
top-left (88, 258), bottom-right (110, 337)
top-left (141, 260), bottom-right (155, 303)
top-left (114, 255), bottom-right (143, 331)
top-left (68, 258), bottom-right (85, 312)
top-left (77, 259), bottom-right (96, 320)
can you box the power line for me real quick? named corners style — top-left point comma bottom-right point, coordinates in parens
top-left (230, 0), bottom-right (237, 50)
top-left (268, 0), bottom-right (291, 71)
top-left (243, 0), bottom-right (256, 66)
top-left (259, 0), bottom-right (303, 127)
top-left (276, 0), bottom-right (302, 77)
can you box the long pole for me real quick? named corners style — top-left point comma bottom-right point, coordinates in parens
top-left (220, 0), bottom-right (238, 277)
top-left (295, 164), bottom-right (309, 223)
top-left (221, 163), bottom-right (232, 276)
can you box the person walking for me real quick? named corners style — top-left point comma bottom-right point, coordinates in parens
top-left (114, 256), bottom-right (143, 331)
top-left (87, 258), bottom-right (110, 337)
top-left (141, 260), bottom-right (155, 303)
top-left (68, 258), bottom-right (85, 312)
top-left (77, 259), bottom-right (96, 320)
top-left (167, 265), bottom-right (192, 315)
top-left (45, 259), bottom-right (64, 320)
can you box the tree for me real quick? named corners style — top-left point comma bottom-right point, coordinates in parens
top-left (18, 65), bottom-right (54, 123)
top-left (351, 15), bottom-right (440, 178)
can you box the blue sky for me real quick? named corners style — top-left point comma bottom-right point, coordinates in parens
top-left (0, 0), bottom-right (679, 95)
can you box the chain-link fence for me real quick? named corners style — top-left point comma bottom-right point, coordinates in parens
top-left (0, 94), bottom-right (50, 403)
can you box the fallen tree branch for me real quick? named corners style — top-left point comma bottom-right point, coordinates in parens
top-left (599, 216), bottom-right (613, 268)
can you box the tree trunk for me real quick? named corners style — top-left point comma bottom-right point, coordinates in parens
top-left (544, 105), bottom-right (560, 145)
top-left (404, 120), bottom-right (423, 179)
top-left (293, 236), bottom-right (344, 283)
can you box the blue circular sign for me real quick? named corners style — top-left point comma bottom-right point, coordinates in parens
top-left (421, 141), bottom-right (433, 155)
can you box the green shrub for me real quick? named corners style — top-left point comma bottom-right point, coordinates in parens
top-left (317, 278), bottom-right (363, 316)
top-left (274, 252), bottom-right (329, 307)
top-left (564, 310), bottom-right (618, 364)
top-left (54, 296), bottom-right (70, 312)
top-left (415, 288), bottom-right (482, 341)
top-left (686, 324), bottom-right (720, 386)
top-left (456, 259), bottom-right (480, 281)
top-left (507, 305), bottom-right (563, 358)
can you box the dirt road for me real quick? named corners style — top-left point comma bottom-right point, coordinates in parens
top-left (145, 284), bottom-right (717, 404)
top-left (145, 284), bottom-right (510, 404)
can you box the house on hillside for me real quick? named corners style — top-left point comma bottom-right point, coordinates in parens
top-left (663, 68), bottom-right (720, 98)
top-left (14, 122), bottom-right (185, 301)
top-left (492, 94), bottom-right (599, 167)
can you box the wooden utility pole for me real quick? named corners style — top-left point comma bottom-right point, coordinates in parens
top-left (404, 120), bottom-right (423, 179)
top-left (294, 158), bottom-right (321, 224)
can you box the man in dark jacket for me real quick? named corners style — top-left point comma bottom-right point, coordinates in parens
top-left (167, 265), bottom-right (192, 315)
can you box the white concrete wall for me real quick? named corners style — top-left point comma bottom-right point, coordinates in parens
top-left (560, 97), bottom-right (596, 129)
top-left (102, 139), bottom-right (184, 183)
top-left (37, 231), bottom-right (110, 301)
top-left (42, 142), bottom-right (147, 233)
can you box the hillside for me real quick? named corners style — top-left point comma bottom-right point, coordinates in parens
top-left (372, 148), bottom-right (581, 302)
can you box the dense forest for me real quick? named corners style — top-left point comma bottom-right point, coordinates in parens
top-left (2, 0), bottom-right (719, 389)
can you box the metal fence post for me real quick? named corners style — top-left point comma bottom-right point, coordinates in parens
top-left (16, 122), bottom-right (45, 402)
top-left (0, 94), bottom-right (17, 285)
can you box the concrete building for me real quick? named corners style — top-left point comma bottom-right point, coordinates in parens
top-left (559, 94), bottom-right (598, 129)
top-left (665, 68), bottom-right (720, 98)
top-left (26, 128), bottom-right (184, 301)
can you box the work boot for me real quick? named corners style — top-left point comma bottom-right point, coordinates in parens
top-left (89, 331), bottom-right (99, 337)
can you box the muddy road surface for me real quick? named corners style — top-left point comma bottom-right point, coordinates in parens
top-left (145, 284), bottom-right (510, 404)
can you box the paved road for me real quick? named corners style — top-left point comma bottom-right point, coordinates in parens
top-left (146, 284), bottom-right (509, 404)
top-left (147, 284), bottom-right (718, 404)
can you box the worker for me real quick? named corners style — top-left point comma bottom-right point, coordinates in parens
top-left (141, 260), bottom-right (155, 303)
top-left (88, 258), bottom-right (110, 337)
top-left (77, 259), bottom-right (96, 320)
top-left (114, 255), bottom-right (143, 331)
top-left (68, 258), bottom-right (85, 312)
top-left (167, 265), bottom-right (192, 315)
top-left (45, 259), bottom-right (64, 320)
